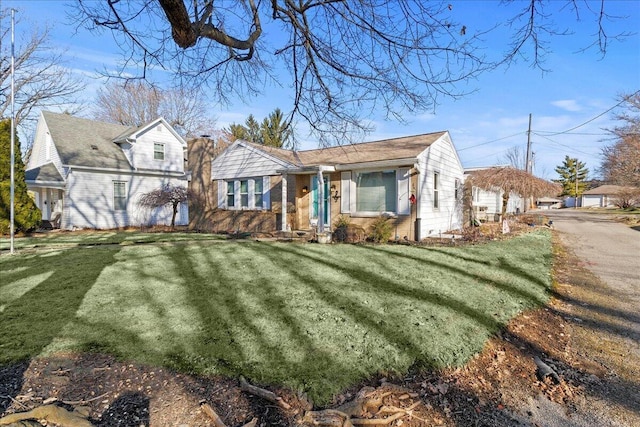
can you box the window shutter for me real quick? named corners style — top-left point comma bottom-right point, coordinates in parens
top-left (397, 168), bottom-right (410, 215)
top-left (263, 176), bottom-right (271, 209)
top-left (217, 180), bottom-right (226, 208)
top-left (340, 171), bottom-right (351, 213)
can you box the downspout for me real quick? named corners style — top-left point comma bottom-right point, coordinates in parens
top-left (317, 170), bottom-right (325, 232)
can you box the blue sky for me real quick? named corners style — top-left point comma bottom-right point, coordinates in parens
top-left (4, 0), bottom-right (640, 179)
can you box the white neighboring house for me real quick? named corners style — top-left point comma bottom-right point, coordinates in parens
top-left (464, 167), bottom-right (524, 221)
top-left (25, 111), bottom-right (188, 230)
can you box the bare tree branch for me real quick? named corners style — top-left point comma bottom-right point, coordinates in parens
top-left (0, 10), bottom-right (86, 147)
top-left (93, 80), bottom-right (216, 137)
top-left (73, 1), bottom-right (631, 145)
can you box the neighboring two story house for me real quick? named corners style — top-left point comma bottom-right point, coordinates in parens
top-left (25, 111), bottom-right (188, 230)
top-left (190, 131), bottom-right (465, 241)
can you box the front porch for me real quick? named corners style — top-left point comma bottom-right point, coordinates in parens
top-left (25, 163), bottom-right (66, 229)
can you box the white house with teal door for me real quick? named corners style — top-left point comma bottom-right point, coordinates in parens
top-left (200, 131), bottom-right (464, 241)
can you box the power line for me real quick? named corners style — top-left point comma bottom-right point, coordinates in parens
top-left (457, 131), bottom-right (524, 151)
top-left (532, 132), bottom-right (597, 157)
top-left (535, 89), bottom-right (640, 136)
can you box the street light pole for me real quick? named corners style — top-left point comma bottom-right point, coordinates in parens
top-left (9, 9), bottom-right (16, 254)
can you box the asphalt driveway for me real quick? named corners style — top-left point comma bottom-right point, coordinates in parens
top-left (545, 209), bottom-right (640, 312)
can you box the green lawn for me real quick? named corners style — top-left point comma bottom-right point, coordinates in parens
top-left (0, 230), bottom-right (553, 404)
top-left (0, 230), bottom-right (224, 251)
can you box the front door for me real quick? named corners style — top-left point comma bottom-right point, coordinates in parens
top-left (310, 175), bottom-right (330, 228)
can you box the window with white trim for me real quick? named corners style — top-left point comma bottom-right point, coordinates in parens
top-left (355, 170), bottom-right (397, 214)
top-left (113, 181), bottom-right (127, 211)
top-left (454, 178), bottom-right (460, 200)
top-left (433, 172), bottom-right (439, 209)
top-left (227, 181), bottom-right (235, 208)
top-left (223, 177), bottom-right (270, 210)
top-left (240, 180), bottom-right (249, 207)
top-left (153, 143), bottom-right (165, 160)
top-left (254, 178), bottom-right (263, 207)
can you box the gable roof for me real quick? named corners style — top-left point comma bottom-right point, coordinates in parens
top-left (113, 117), bottom-right (187, 146)
top-left (25, 162), bottom-right (64, 184)
top-left (42, 111), bottom-right (134, 170)
top-left (299, 132), bottom-right (447, 166)
top-left (238, 131), bottom-right (448, 169)
top-left (583, 184), bottom-right (638, 195)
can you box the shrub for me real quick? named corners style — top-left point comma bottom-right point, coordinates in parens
top-left (612, 188), bottom-right (640, 209)
top-left (0, 119), bottom-right (41, 234)
top-left (332, 215), bottom-right (351, 243)
top-left (368, 215), bottom-right (393, 243)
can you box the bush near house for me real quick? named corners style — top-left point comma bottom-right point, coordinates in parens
top-left (0, 119), bottom-right (40, 234)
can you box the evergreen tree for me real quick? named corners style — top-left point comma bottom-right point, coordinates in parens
top-left (261, 108), bottom-right (293, 148)
top-left (554, 156), bottom-right (589, 197)
top-left (0, 119), bottom-right (40, 233)
top-left (227, 109), bottom-right (294, 148)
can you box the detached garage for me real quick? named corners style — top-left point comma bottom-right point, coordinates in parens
top-left (582, 185), bottom-right (632, 208)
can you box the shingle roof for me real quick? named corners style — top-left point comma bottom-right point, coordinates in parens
top-left (242, 131), bottom-right (447, 167)
top-left (583, 184), bottom-right (639, 195)
top-left (25, 162), bottom-right (64, 183)
top-left (43, 111), bottom-right (135, 170)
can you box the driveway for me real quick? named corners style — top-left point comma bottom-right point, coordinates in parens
top-left (545, 209), bottom-right (640, 312)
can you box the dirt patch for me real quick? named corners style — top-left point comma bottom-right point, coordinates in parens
top-left (2, 233), bottom-right (638, 426)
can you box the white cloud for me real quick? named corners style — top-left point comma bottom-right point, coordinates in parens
top-left (551, 99), bottom-right (582, 112)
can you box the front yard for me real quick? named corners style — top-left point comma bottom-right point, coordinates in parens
top-left (0, 230), bottom-right (553, 404)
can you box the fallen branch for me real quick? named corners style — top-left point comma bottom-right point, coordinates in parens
top-left (302, 409), bottom-right (352, 427)
top-left (200, 402), bottom-right (228, 427)
top-left (0, 405), bottom-right (94, 427)
top-left (350, 411), bottom-right (405, 426)
top-left (302, 388), bottom-right (422, 427)
top-left (61, 392), bottom-right (110, 406)
top-left (239, 376), bottom-right (291, 410)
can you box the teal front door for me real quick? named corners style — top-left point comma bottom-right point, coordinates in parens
top-left (311, 175), bottom-right (330, 226)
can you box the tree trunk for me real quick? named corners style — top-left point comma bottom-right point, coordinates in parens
top-left (171, 202), bottom-right (178, 229)
top-left (501, 192), bottom-right (509, 221)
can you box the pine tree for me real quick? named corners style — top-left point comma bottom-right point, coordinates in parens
top-left (0, 119), bottom-right (40, 233)
top-left (554, 156), bottom-right (589, 197)
top-left (227, 109), bottom-right (293, 148)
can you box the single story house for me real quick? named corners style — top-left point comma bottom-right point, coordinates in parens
top-left (581, 185), bottom-right (635, 208)
top-left (536, 197), bottom-right (562, 210)
top-left (25, 111), bottom-right (189, 230)
top-left (189, 131), bottom-right (465, 241)
top-left (464, 167), bottom-right (525, 221)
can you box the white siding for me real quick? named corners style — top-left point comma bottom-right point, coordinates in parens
top-left (211, 143), bottom-right (290, 180)
top-left (63, 169), bottom-right (188, 230)
top-left (27, 119), bottom-right (64, 175)
top-left (416, 133), bottom-right (464, 237)
top-left (127, 122), bottom-right (185, 173)
top-left (582, 195), bottom-right (603, 208)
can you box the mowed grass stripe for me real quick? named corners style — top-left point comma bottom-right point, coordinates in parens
top-left (0, 229), bottom-right (552, 403)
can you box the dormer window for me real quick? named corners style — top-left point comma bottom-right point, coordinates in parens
top-left (153, 143), bottom-right (165, 161)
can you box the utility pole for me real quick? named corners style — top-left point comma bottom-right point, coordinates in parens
top-left (574, 158), bottom-right (579, 209)
top-left (523, 113), bottom-right (533, 212)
